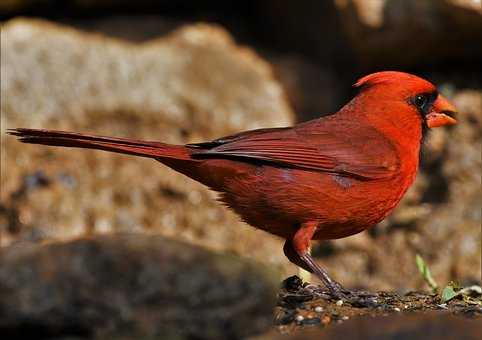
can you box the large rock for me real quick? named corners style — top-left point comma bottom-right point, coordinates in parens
top-left (252, 312), bottom-right (482, 340)
top-left (254, 1), bottom-right (349, 68)
top-left (0, 19), bottom-right (294, 274)
top-left (269, 54), bottom-right (345, 120)
top-left (0, 234), bottom-right (280, 339)
top-left (335, 0), bottom-right (482, 68)
top-left (256, 1), bottom-right (482, 70)
top-left (1, 18), bottom-right (292, 131)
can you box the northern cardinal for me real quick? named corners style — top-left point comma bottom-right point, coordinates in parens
top-left (8, 71), bottom-right (457, 299)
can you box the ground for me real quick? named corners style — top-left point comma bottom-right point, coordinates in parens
top-left (274, 276), bottom-right (482, 334)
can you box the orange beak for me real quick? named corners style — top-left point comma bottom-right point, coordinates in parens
top-left (426, 95), bottom-right (457, 128)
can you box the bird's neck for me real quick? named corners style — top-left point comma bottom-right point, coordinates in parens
top-left (341, 97), bottom-right (423, 176)
top-left (368, 112), bottom-right (423, 160)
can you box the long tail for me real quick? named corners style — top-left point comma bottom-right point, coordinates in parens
top-left (7, 128), bottom-right (193, 161)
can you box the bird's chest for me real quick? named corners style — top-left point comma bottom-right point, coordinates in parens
top-left (313, 165), bottom-right (418, 238)
top-left (323, 174), bottom-right (405, 220)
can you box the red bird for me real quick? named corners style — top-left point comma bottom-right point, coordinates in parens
top-left (9, 71), bottom-right (457, 299)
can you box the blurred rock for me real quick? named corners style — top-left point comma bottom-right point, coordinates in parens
top-left (1, 18), bottom-right (293, 273)
top-left (269, 54), bottom-right (345, 121)
top-left (0, 234), bottom-right (280, 339)
top-left (1, 18), bottom-right (293, 131)
top-left (336, 0), bottom-right (482, 69)
top-left (255, 1), bottom-right (482, 70)
top-left (254, 1), bottom-right (350, 68)
top-left (252, 312), bottom-right (482, 340)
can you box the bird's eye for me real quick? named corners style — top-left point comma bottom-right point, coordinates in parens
top-left (414, 94), bottom-right (428, 110)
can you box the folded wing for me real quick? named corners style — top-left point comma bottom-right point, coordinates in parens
top-left (190, 119), bottom-right (399, 180)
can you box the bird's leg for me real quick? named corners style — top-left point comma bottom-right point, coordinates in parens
top-left (284, 226), bottom-right (378, 306)
top-left (284, 221), bottom-right (344, 298)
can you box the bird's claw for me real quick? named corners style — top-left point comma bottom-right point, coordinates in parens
top-left (331, 289), bottom-right (379, 307)
top-left (304, 282), bottom-right (379, 308)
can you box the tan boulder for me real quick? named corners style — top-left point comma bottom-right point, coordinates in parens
top-left (1, 19), bottom-right (294, 273)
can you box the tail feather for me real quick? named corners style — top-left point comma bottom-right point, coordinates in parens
top-left (7, 128), bottom-right (192, 160)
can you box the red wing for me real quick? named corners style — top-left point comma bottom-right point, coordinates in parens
top-left (187, 127), bottom-right (291, 148)
top-left (192, 119), bottom-right (399, 180)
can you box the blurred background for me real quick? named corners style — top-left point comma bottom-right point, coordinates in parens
top-left (0, 0), bottom-right (481, 338)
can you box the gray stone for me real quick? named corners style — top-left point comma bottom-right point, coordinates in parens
top-left (0, 234), bottom-right (280, 339)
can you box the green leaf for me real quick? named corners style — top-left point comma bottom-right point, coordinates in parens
top-left (415, 254), bottom-right (425, 273)
top-left (415, 254), bottom-right (438, 293)
top-left (441, 285), bottom-right (458, 303)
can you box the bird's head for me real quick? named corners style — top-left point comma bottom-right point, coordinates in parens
top-left (353, 71), bottom-right (457, 130)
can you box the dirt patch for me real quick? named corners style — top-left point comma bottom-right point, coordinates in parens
top-left (275, 276), bottom-right (482, 334)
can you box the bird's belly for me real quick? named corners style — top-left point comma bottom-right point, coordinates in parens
top-left (220, 166), bottom-right (408, 240)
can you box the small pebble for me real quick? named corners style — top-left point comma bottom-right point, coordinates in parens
top-left (394, 307), bottom-right (401, 312)
top-left (314, 306), bottom-right (323, 313)
top-left (305, 312), bottom-right (318, 319)
top-left (295, 315), bottom-right (304, 323)
top-left (336, 300), bottom-right (344, 306)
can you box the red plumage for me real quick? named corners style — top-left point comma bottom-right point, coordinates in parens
top-left (8, 71), bottom-right (457, 298)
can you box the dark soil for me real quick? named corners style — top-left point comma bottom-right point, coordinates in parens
top-left (275, 276), bottom-right (482, 334)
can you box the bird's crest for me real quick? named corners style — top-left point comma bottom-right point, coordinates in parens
top-left (354, 71), bottom-right (428, 89)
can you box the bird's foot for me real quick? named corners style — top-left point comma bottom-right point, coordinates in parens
top-left (304, 282), bottom-right (379, 308)
top-left (334, 289), bottom-right (379, 308)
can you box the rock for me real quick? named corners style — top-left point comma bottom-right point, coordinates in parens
top-left (252, 312), bottom-right (482, 340)
top-left (0, 234), bottom-right (280, 339)
top-left (255, 1), bottom-right (482, 70)
top-left (1, 18), bottom-right (292, 131)
top-left (0, 19), bottom-right (293, 273)
top-left (254, 1), bottom-right (350, 68)
top-left (269, 55), bottom-right (344, 121)
top-left (335, 0), bottom-right (482, 68)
